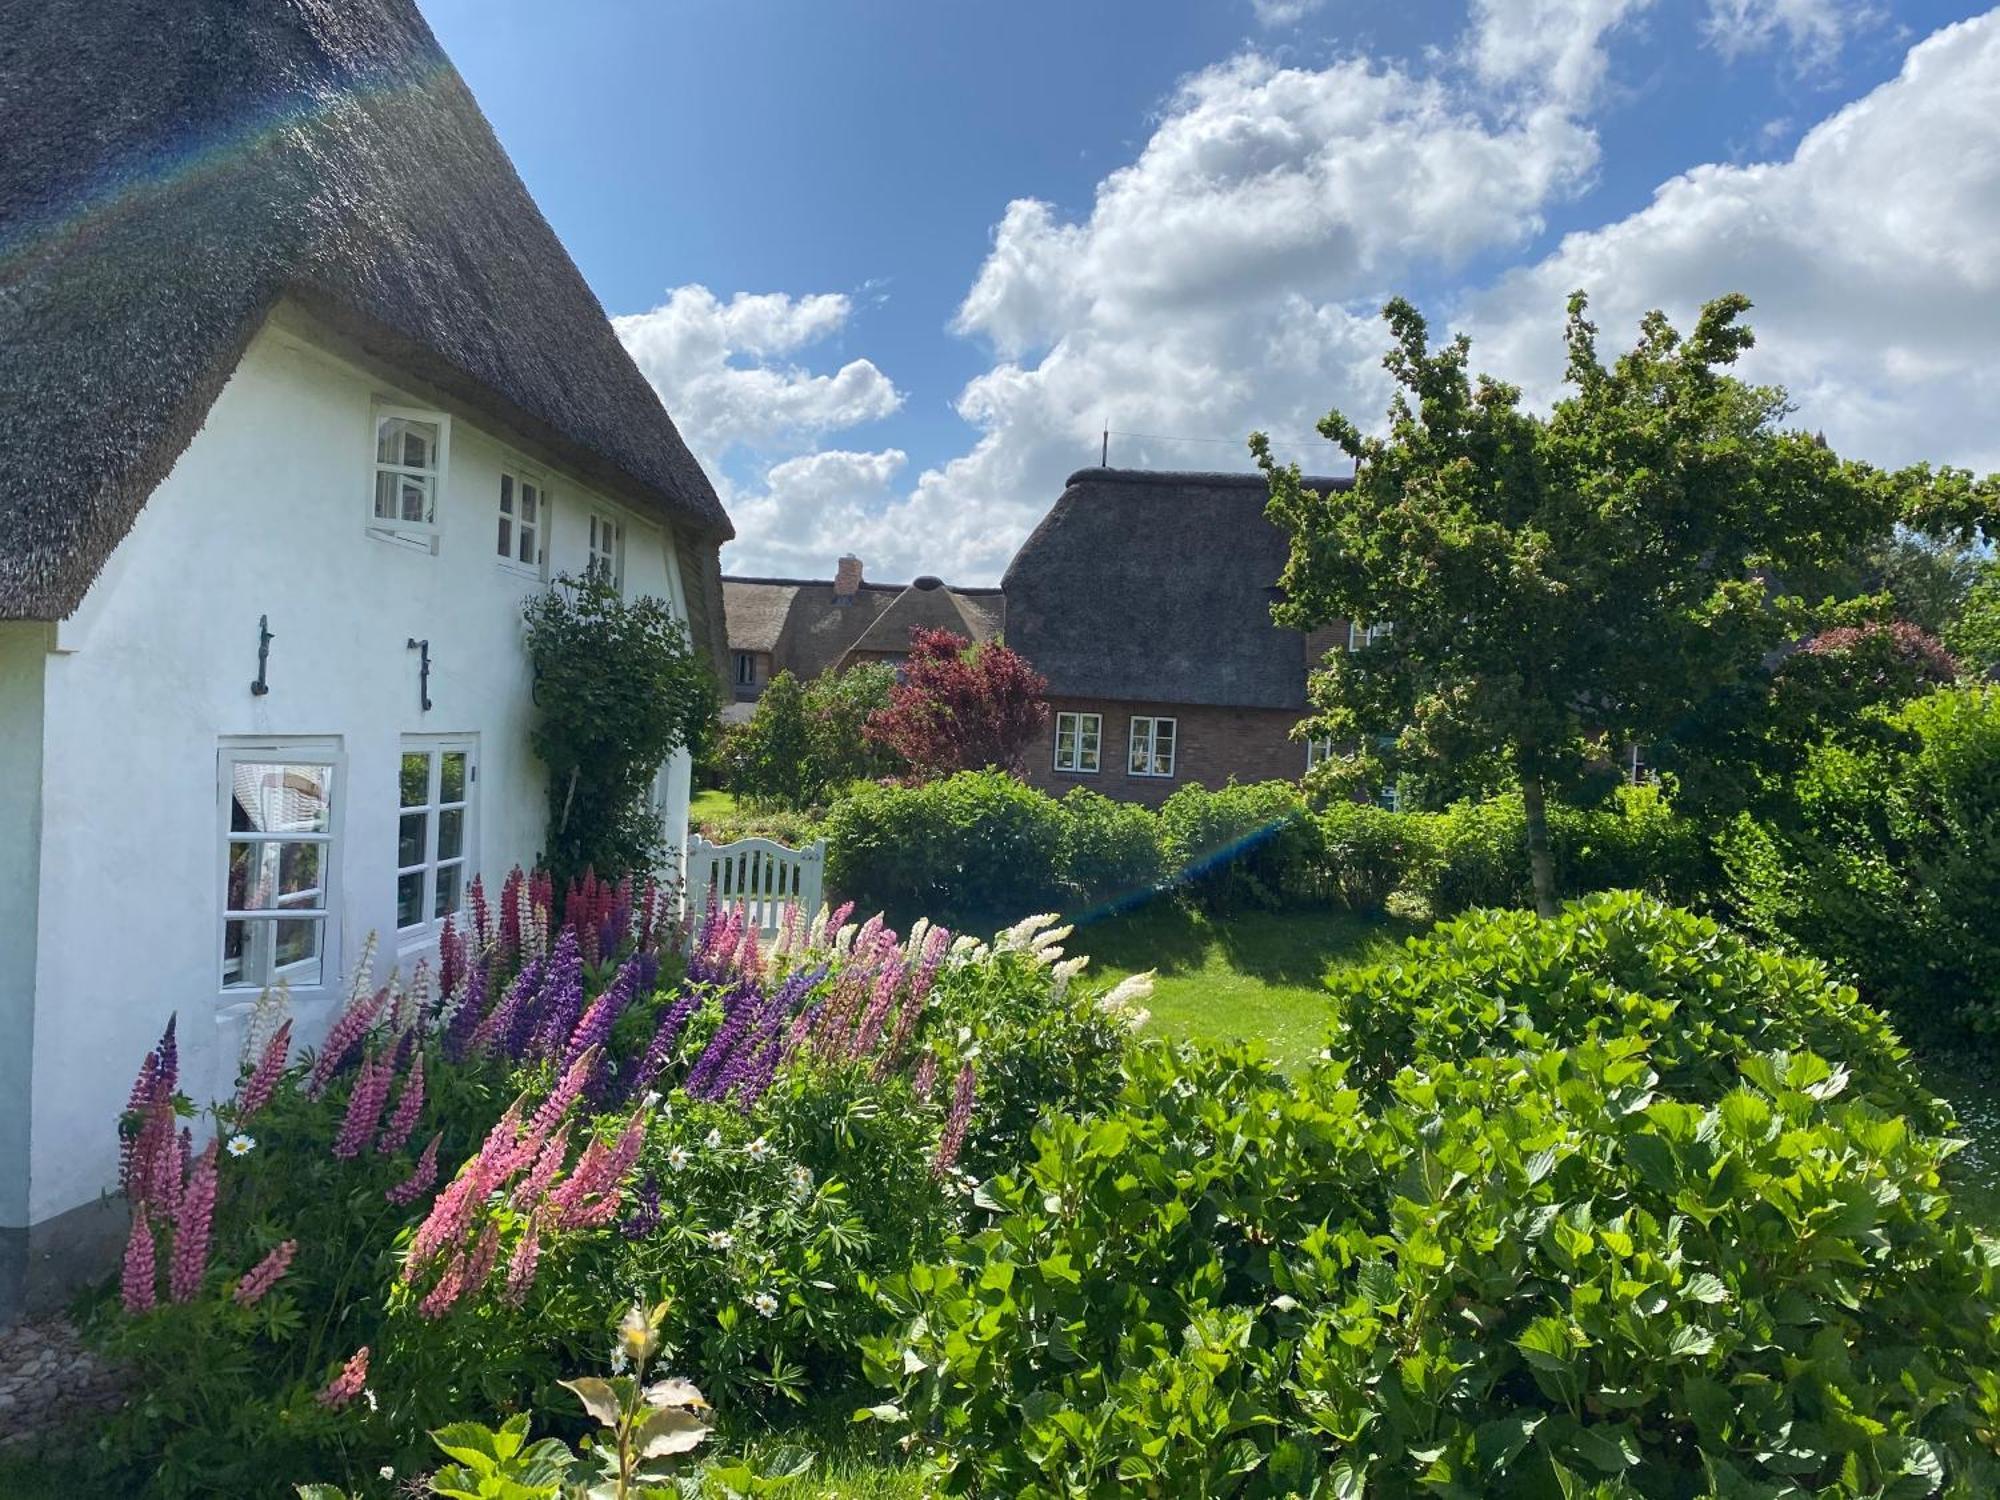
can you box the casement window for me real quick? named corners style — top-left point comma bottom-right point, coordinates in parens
top-left (1306, 737), bottom-right (1334, 770)
top-left (1347, 620), bottom-right (1393, 650)
top-left (370, 404), bottom-right (449, 546)
top-left (1054, 712), bottom-right (1102, 773)
top-left (734, 652), bottom-right (756, 688)
top-left (1627, 743), bottom-right (1653, 786)
top-left (1376, 782), bottom-right (1403, 813)
top-left (587, 510), bottom-right (624, 590)
top-left (397, 738), bottom-right (476, 935)
top-left (220, 742), bottom-right (341, 991)
top-left (497, 469), bottom-right (548, 576)
top-left (1128, 716), bottom-right (1177, 778)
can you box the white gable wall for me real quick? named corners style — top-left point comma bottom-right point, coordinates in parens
top-left (22, 311), bottom-right (695, 1225)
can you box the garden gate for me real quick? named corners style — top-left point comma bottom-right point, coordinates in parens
top-left (682, 835), bottom-right (826, 935)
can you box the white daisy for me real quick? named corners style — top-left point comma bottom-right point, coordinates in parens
top-left (226, 1133), bottom-right (256, 1157)
top-left (666, 1145), bottom-right (690, 1171)
top-left (704, 1128), bottom-right (723, 1151)
top-left (708, 1229), bottom-right (734, 1251)
top-left (744, 1136), bottom-right (770, 1163)
top-left (749, 1290), bottom-right (778, 1318)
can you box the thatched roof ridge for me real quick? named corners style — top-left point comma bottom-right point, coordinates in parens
top-left (1000, 467), bottom-right (1352, 710)
top-left (722, 574), bottom-right (1006, 679)
top-left (0, 0), bottom-right (730, 624)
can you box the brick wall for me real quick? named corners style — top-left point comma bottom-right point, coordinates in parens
top-left (1023, 696), bottom-right (1309, 807)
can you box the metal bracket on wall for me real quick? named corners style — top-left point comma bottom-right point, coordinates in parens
top-left (251, 614), bottom-right (274, 696)
top-left (407, 637), bottom-right (432, 713)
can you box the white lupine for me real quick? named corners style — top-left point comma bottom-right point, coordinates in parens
top-left (997, 912), bottom-right (1061, 952)
top-left (807, 903), bottom-right (832, 949)
top-left (1050, 954), bottom-right (1091, 1000)
top-left (239, 978), bottom-right (292, 1070)
top-left (1097, 971), bottom-right (1157, 1029)
top-left (903, 916), bottom-right (932, 964)
top-left (834, 923), bottom-right (859, 957)
top-left (1027, 924), bottom-right (1075, 967)
top-left (345, 932), bottom-right (381, 1008)
top-left (433, 973), bottom-right (470, 1034)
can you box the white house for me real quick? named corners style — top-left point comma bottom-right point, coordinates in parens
top-left (0, 0), bottom-right (733, 1321)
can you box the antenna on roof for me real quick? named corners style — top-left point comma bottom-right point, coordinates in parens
top-left (1101, 425), bottom-right (1109, 467)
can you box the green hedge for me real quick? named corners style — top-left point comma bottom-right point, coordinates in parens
top-left (819, 773), bottom-right (1713, 928)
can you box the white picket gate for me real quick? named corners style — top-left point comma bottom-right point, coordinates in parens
top-left (683, 835), bottom-right (826, 935)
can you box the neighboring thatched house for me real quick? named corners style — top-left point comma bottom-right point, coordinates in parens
top-left (721, 557), bottom-right (1005, 721)
top-left (0, 0), bottom-right (731, 1319)
top-left (1003, 468), bottom-right (1354, 806)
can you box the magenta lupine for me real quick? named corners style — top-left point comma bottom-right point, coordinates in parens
top-left (912, 1051), bottom-right (939, 1101)
top-left (304, 987), bottom-right (387, 1099)
top-left (120, 1207), bottom-right (157, 1314)
top-left (501, 1221), bottom-right (542, 1307)
top-left (331, 1053), bottom-right (394, 1160)
top-left (386, 1132), bottom-right (443, 1206)
top-left (850, 959), bottom-right (905, 1060)
top-left (853, 913), bottom-right (884, 960)
top-left (931, 1063), bottom-right (976, 1178)
top-left (549, 1112), bottom-right (646, 1230)
top-left (317, 1346), bottom-right (371, 1408)
top-left (499, 867), bottom-right (524, 960)
top-left (169, 1139), bottom-right (220, 1303)
top-left (119, 1017), bottom-right (179, 1202)
top-left (234, 1239), bottom-right (297, 1306)
top-left (405, 1103), bottom-right (519, 1275)
top-left (822, 901), bottom-right (856, 944)
top-left (376, 1050), bottom-right (426, 1156)
top-left (509, 1121), bottom-right (572, 1215)
top-left (469, 873), bottom-right (492, 950)
top-left (235, 1019), bottom-right (293, 1122)
top-left (438, 916), bottom-right (463, 1006)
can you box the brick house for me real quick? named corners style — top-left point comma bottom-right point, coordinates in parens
top-left (720, 558), bottom-right (1004, 722)
top-left (1003, 467), bottom-right (1354, 806)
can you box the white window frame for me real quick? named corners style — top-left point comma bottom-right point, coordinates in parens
top-left (1376, 782), bottom-right (1403, 813)
top-left (1347, 620), bottom-right (1392, 651)
top-left (497, 466), bottom-right (550, 579)
top-left (1128, 716), bottom-right (1177, 778)
top-left (218, 739), bottom-right (344, 994)
top-left (1306, 737), bottom-right (1334, 770)
top-left (587, 508), bottom-right (625, 592)
top-left (368, 403), bottom-right (451, 550)
top-left (1054, 711), bottom-right (1102, 774)
top-left (396, 736), bottom-right (478, 941)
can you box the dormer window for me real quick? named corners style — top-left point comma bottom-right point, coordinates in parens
top-left (370, 404), bottom-right (449, 547)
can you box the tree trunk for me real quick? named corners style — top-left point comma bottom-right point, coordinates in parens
top-left (1518, 758), bottom-right (1558, 918)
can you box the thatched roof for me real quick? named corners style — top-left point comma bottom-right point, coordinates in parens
top-left (723, 574), bottom-right (1005, 679)
top-left (0, 0), bottom-right (732, 635)
top-left (1001, 468), bottom-right (1350, 711)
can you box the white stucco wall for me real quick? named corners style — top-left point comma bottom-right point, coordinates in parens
top-left (0, 624), bottom-right (48, 1239)
top-left (23, 310), bottom-right (696, 1223)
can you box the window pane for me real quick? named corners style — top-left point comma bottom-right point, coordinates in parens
top-left (377, 416), bottom-right (439, 469)
top-left (499, 473), bottom-right (514, 514)
top-left (433, 862), bottom-right (463, 919)
top-left (497, 514), bottom-right (512, 557)
top-left (440, 752), bottom-right (467, 803)
top-left (398, 811), bottom-right (428, 868)
top-left (397, 871), bottom-right (425, 929)
top-left (224, 917), bottom-right (323, 989)
top-left (274, 918), bottom-right (323, 977)
top-left (437, 807), bottom-right (464, 861)
top-left (521, 484), bottom-right (537, 523)
top-left (518, 524), bottom-right (537, 566)
top-left (375, 470), bottom-right (432, 525)
top-left (231, 762), bottom-right (331, 833)
top-left (400, 752), bottom-right (430, 807)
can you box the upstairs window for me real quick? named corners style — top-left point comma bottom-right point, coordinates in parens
top-left (221, 743), bottom-right (340, 991)
top-left (588, 511), bottom-right (624, 590)
top-left (1054, 711), bottom-right (1101, 773)
top-left (398, 739), bottom-right (476, 935)
top-left (1347, 620), bottom-right (1392, 650)
top-left (1129, 716), bottom-right (1177, 778)
top-left (370, 405), bottom-right (448, 546)
top-left (1306, 737), bottom-right (1334, 769)
top-left (734, 652), bottom-right (756, 688)
top-left (497, 470), bottom-right (547, 576)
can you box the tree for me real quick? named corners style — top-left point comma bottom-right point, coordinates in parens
top-left (729, 663), bottom-right (901, 811)
top-left (1259, 292), bottom-right (1982, 915)
top-left (1948, 560), bottom-right (2000, 679)
top-left (523, 572), bottom-right (715, 883)
top-left (864, 628), bottom-right (1049, 782)
top-left (728, 670), bottom-right (816, 810)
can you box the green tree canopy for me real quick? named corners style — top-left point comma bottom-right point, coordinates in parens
top-left (1258, 291), bottom-right (1991, 914)
top-left (729, 662), bottom-right (901, 812)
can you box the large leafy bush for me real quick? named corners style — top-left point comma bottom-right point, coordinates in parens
top-left (1724, 683), bottom-right (2000, 1035)
top-left (1158, 780), bottom-right (1324, 913)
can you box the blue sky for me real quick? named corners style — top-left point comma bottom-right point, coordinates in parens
top-left (420, 1), bottom-right (2000, 582)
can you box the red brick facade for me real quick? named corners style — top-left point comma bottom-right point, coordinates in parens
top-left (1022, 696), bottom-right (1310, 806)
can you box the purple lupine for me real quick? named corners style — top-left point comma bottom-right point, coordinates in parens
top-left (236, 1019), bottom-right (293, 1122)
top-left (438, 917), bottom-right (463, 1011)
top-left (561, 960), bottom-right (639, 1075)
top-left (469, 873), bottom-right (492, 951)
top-left (619, 1174), bottom-right (662, 1240)
top-left (633, 949), bottom-right (660, 1002)
top-left (467, 959), bottom-right (542, 1059)
top-left (443, 959), bottom-right (490, 1063)
top-left (849, 959), bottom-right (906, 1060)
top-left (624, 989), bottom-right (703, 1101)
top-left (912, 1051), bottom-right (939, 1101)
top-left (526, 928), bottom-right (585, 1061)
top-left (304, 988), bottom-right (387, 1099)
top-left (169, 1139), bottom-right (220, 1303)
top-left (331, 1053), bottom-right (394, 1160)
top-left (683, 982), bottom-right (760, 1101)
top-left (932, 1063), bottom-right (976, 1178)
top-left (377, 1050), bottom-right (426, 1156)
top-left (386, 1132), bottom-right (443, 1206)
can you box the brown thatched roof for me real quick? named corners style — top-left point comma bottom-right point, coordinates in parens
top-left (723, 574), bottom-right (1006, 679)
top-left (0, 0), bottom-right (732, 638)
top-left (1000, 467), bottom-right (1351, 710)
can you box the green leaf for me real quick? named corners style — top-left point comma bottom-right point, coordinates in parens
top-left (1681, 1273), bottom-right (1730, 1305)
top-left (563, 1377), bottom-right (625, 1428)
top-left (635, 1404), bottom-right (712, 1459)
top-left (1568, 1424), bottom-right (1640, 1474)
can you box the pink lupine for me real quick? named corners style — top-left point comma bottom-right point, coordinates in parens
top-left (509, 1122), bottom-right (572, 1215)
top-left (317, 1346), bottom-right (370, 1408)
top-left (120, 1207), bottom-right (157, 1314)
top-left (169, 1139), bottom-right (220, 1303)
top-left (500, 867), bottom-right (524, 959)
top-left (463, 1220), bottom-right (501, 1298)
top-left (501, 1222), bottom-right (541, 1308)
top-left (405, 1102), bottom-right (521, 1273)
top-left (469, 874), bottom-right (492, 950)
top-left (304, 987), bottom-right (388, 1099)
top-left (234, 1239), bottom-right (297, 1306)
top-left (331, 1053), bottom-right (394, 1160)
top-left (235, 1019), bottom-right (293, 1122)
top-left (524, 1049), bottom-right (595, 1145)
top-left (376, 1050), bottom-right (426, 1156)
top-left (418, 1248), bottom-right (469, 1319)
top-left (850, 960), bottom-right (905, 1060)
top-left (386, 1132), bottom-right (443, 1207)
top-left (912, 1051), bottom-right (939, 1101)
top-left (931, 1063), bottom-right (976, 1178)
top-left (548, 1111), bottom-right (646, 1230)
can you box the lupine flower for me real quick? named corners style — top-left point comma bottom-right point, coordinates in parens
top-left (1096, 971), bottom-right (1156, 1029)
top-left (317, 1346), bottom-right (371, 1408)
top-left (236, 1020), bottom-right (292, 1122)
top-left (499, 868), bottom-right (524, 959)
top-left (377, 1051), bottom-right (426, 1156)
top-left (912, 1051), bottom-right (939, 1101)
top-left (526, 928), bottom-right (585, 1061)
top-left (305, 988), bottom-right (388, 1099)
top-left (501, 1222), bottom-right (541, 1307)
top-left (561, 962), bottom-right (638, 1075)
top-left (234, 1240), bottom-right (296, 1306)
top-left (418, 1250), bottom-right (469, 1320)
top-left (620, 1175), bottom-right (662, 1240)
top-left (509, 1122), bottom-right (572, 1214)
top-left (331, 1053), bottom-right (394, 1159)
top-left (469, 874), bottom-right (492, 950)
top-left (467, 960), bottom-right (541, 1059)
top-left (386, 1132), bottom-right (443, 1206)
top-left (442, 960), bottom-right (489, 1062)
top-left (240, 980), bottom-right (291, 1072)
top-left (548, 1112), bottom-right (647, 1230)
top-left (438, 917), bottom-right (463, 1006)
top-left (932, 1064), bottom-right (976, 1178)
top-left (398, 959), bottom-right (433, 1034)
top-left (625, 988), bottom-right (702, 1102)
top-left (345, 932), bottom-right (381, 1008)
top-left (119, 1017), bottom-right (179, 1203)
top-left (169, 1139), bottom-right (220, 1303)
top-left (525, 1049), bottom-right (595, 1146)
top-left (120, 1207), bottom-right (157, 1314)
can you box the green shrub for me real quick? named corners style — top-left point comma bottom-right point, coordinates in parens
top-left (1158, 780), bottom-right (1322, 913)
top-left (823, 771), bottom-right (1067, 928)
top-left (1054, 789), bottom-right (1163, 908)
top-left (693, 800), bottom-right (825, 850)
top-left (1724, 683), bottom-right (2000, 1035)
top-left (866, 1034), bottom-right (2000, 1497)
top-left (1326, 891), bottom-right (1949, 1129)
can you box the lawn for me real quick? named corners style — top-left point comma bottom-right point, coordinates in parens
top-left (1074, 899), bottom-right (1408, 1068)
top-left (689, 786), bottom-right (739, 826)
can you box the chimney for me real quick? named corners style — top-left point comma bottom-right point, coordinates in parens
top-left (833, 554), bottom-right (864, 604)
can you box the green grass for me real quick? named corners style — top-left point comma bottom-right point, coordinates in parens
top-left (689, 786), bottom-right (740, 826)
top-left (1072, 900), bottom-right (1408, 1068)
